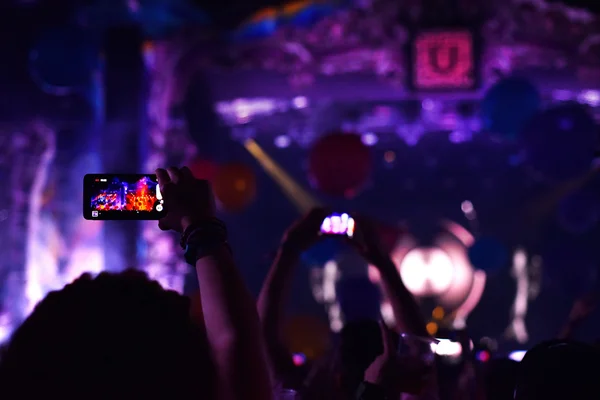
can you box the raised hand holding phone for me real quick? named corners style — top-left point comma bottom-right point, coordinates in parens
top-left (281, 208), bottom-right (330, 255)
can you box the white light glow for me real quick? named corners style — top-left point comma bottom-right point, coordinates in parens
top-left (361, 132), bottom-right (378, 146)
top-left (434, 339), bottom-right (463, 357)
top-left (292, 96), bottom-right (308, 109)
top-left (380, 301), bottom-right (395, 325)
top-left (367, 264), bottom-right (381, 283)
top-left (322, 261), bottom-right (339, 303)
top-left (578, 90), bottom-right (600, 106)
top-left (506, 249), bottom-right (530, 343)
top-left (274, 135), bottom-right (291, 148)
top-left (399, 248), bottom-right (455, 296)
top-left (509, 350), bottom-right (527, 362)
top-left (461, 200), bottom-right (474, 214)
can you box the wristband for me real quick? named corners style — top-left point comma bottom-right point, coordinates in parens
top-left (184, 241), bottom-right (232, 266)
top-left (180, 218), bottom-right (227, 249)
top-left (181, 218), bottom-right (230, 265)
top-left (356, 382), bottom-right (387, 400)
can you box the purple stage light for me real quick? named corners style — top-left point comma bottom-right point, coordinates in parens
top-left (274, 135), bottom-right (291, 148)
top-left (361, 132), bottom-right (378, 146)
top-left (292, 96), bottom-right (308, 109)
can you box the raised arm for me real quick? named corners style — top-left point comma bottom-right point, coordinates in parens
top-left (352, 217), bottom-right (428, 337)
top-left (257, 208), bottom-right (328, 387)
top-left (156, 167), bottom-right (271, 400)
top-left (558, 293), bottom-right (597, 340)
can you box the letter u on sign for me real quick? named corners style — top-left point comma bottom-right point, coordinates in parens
top-left (413, 30), bottom-right (475, 90)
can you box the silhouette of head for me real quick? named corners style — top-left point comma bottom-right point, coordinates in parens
top-left (0, 270), bottom-right (214, 399)
top-left (514, 340), bottom-right (600, 400)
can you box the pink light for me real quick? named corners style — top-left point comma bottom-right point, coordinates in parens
top-left (461, 201), bottom-right (474, 214)
top-left (292, 353), bottom-right (306, 366)
top-left (441, 219), bottom-right (475, 247)
top-left (413, 30), bottom-right (475, 90)
top-left (476, 350), bottom-right (490, 362)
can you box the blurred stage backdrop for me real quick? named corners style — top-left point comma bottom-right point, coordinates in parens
top-left (1, 0), bottom-right (600, 357)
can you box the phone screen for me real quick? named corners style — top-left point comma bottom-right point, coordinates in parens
top-left (83, 174), bottom-right (166, 220)
top-left (320, 213), bottom-right (355, 237)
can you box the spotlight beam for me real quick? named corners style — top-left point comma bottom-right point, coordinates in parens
top-left (244, 139), bottom-right (320, 213)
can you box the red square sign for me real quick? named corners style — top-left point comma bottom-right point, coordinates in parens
top-left (412, 30), bottom-right (476, 90)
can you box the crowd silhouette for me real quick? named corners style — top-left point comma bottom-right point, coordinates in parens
top-left (0, 166), bottom-right (599, 400)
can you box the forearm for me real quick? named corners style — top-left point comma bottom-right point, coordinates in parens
top-left (375, 257), bottom-right (428, 337)
top-left (257, 249), bottom-right (299, 331)
top-left (558, 319), bottom-right (581, 340)
top-left (257, 248), bottom-right (300, 382)
top-left (195, 245), bottom-right (271, 400)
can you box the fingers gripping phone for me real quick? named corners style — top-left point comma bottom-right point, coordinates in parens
top-left (83, 174), bottom-right (167, 220)
top-left (320, 213), bottom-right (355, 237)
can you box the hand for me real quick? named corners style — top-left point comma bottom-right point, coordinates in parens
top-left (364, 321), bottom-right (396, 386)
top-left (280, 208), bottom-right (330, 255)
top-left (349, 216), bottom-right (389, 266)
top-left (155, 166), bottom-right (215, 232)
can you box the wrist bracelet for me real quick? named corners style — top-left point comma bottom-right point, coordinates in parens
top-left (180, 218), bottom-right (226, 249)
top-left (184, 241), bottom-right (232, 266)
top-left (181, 218), bottom-right (231, 266)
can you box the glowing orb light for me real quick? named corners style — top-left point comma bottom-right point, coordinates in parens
top-left (399, 247), bottom-right (456, 296)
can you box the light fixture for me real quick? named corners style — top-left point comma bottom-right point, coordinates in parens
top-left (274, 135), bottom-right (291, 148)
top-left (361, 132), bottom-right (378, 146)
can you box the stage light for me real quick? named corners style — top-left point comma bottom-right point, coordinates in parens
top-left (274, 135), bottom-right (291, 148)
top-left (399, 247), bottom-right (455, 296)
top-left (461, 201), bottom-right (474, 214)
top-left (476, 350), bottom-right (490, 362)
top-left (426, 321), bottom-right (438, 335)
top-left (361, 132), bottom-right (378, 146)
top-left (435, 339), bottom-right (462, 356)
top-left (432, 306), bottom-right (445, 320)
top-left (244, 138), bottom-right (319, 213)
top-left (578, 90), bottom-right (600, 106)
top-left (292, 353), bottom-right (307, 366)
top-left (292, 96), bottom-right (308, 109)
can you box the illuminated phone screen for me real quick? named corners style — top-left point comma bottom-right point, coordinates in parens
top-left (83, 174), bottom-right (166, 220)
top-left (320, 213), bottom-right (355, 237)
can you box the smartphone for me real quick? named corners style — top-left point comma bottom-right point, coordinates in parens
top-left (320, 213), bottom-right (355, 237)
top-left (83, 174), bottom-right (166, 220)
